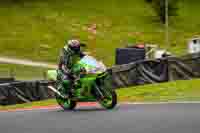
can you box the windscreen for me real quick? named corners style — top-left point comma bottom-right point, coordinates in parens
top-left (79, 56), bottom-right (100, 68)
top-left (78, 56), bottom-right (106, 73)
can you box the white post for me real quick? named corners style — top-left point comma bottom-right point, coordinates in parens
top-left (165, 0), bottom-right (169, 51)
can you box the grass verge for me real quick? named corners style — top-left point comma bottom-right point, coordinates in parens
top-left (0, 99), bottom-right (56, 110)
top-left (118, 79), bottom-right (200, 102)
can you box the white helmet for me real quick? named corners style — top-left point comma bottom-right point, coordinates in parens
top-left (64, 39), bottom-right (81, 52)
top-left (68, 39), bottom-right (80, 46)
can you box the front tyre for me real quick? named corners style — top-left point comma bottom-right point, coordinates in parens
top-left (56, 94), bottom-right (77, 110)
top-left (54, 80), bottom-right (77, 110)
top-left (100, 90), bottom-right (117, 109)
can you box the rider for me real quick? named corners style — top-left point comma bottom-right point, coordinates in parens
top-left (57, 39), bottom-right (86, 97)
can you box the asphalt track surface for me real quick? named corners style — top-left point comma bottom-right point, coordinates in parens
top-left (1, 103), bottom-right (200, 133)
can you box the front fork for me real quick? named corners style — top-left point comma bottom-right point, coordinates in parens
top-left (95, 72), bottom-right (113, 99)
top-left (94, 84), bottom-right (105, 100)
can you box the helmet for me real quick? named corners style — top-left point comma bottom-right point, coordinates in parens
top-left (65, 39), bottom-right (81, 53)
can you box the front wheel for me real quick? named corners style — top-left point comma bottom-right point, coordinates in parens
top-left (94, 85), bottom-right (117, 109)
top-left (56, 94), bottom-right (77, 110)
top-left (55, 83), bottom-right (76, 110)
top-left (100, 90), bottom-right (117, 109)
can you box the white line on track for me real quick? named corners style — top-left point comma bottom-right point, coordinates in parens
top-left (122, 101), bottom-right (200, 105)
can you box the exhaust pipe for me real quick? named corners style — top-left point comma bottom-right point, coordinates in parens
top-left (48, 86), bottom-right (68, 99)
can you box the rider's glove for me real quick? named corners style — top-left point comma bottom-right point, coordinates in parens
top-left (80, 67), bottom-right (86, 74)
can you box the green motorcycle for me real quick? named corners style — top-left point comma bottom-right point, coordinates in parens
top-left (47, 55), bottom-right (117, 110)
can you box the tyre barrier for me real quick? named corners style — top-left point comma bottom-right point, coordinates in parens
top-left (110, 52), bottom-right (200, 89)
top-left (110, 58), bottom-right (169, 88)
top-left (0, 80), bottom-right (55, 105)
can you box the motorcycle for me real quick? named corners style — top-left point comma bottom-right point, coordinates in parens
top-left (47, 55), bottom-right (117, 110)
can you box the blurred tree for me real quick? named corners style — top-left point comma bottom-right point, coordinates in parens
top-left (147, 0), bottom-right (180, 24)
top-left (145, 0), bottom-right (153, 3)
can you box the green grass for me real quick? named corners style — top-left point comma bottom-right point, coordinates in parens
top-left (169, 0), bottom-right (200, 55)
top-left (0, 79), bottom-right (200, 110)
top-left (0, 63), bottom-right (48, 80)
top-left (0, 0), bottom-right (199, 66)
top-left (118, 78), bottom-right (200, 102)
top-left (0, 99), bottom-right (56, 110)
